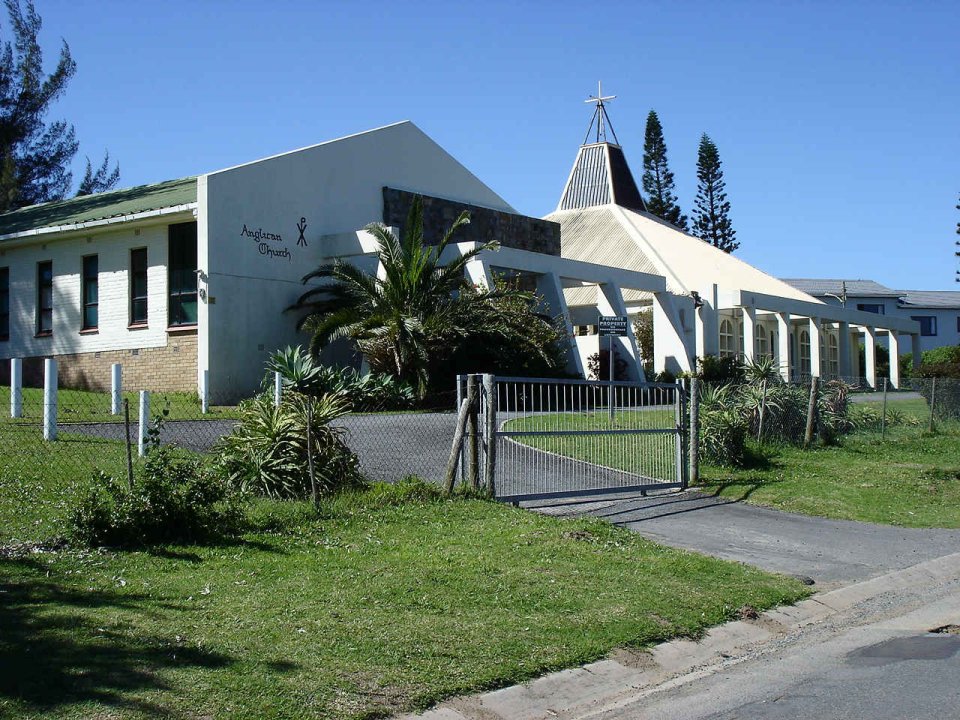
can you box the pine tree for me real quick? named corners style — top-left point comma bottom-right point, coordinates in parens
top-left (692, 133), bottom-right (738, 253)
top-left (955, 192), bottom-right (959, 283)
top-left (0, 0), bottom-right (118, 212)
top-left (641, 110), bottom-right (687, 230)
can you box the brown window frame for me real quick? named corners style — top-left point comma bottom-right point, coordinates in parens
top-left (37, 261), bottom-right (53, 336)
top-left (130, 248), bottom-right (148, 326)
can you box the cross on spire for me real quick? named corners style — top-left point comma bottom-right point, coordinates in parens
top-left (583, 81), bottom-right (620, 145)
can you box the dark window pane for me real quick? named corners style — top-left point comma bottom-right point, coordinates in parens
top-left (40, 309), bottom-right (52, 333)
top-left (84, 306), bottom-right (98, 329)
top-left (132, 298), bottom-right (148, 324)
top-left (168, 222), bottom-right (198, 326)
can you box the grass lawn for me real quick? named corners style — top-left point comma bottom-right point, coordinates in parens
top-left (701, 424), bottom-right (960, 528)
top-left (0, 466), bottom-right (808, 719)
top-left (0, 386), bottom-right (240, 425)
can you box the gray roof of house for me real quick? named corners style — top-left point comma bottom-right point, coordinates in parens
top-left (558, 142), bottom-right (646, 213)
top-left (897, 290), bottom-right (960, 309)
top-left (0, 177), bottom-right (197, 238)
top-left (781, 278), bottom-right (904, 298)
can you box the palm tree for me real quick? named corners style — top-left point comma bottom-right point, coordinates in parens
top-left (292, 196), bottom-right (500, 397)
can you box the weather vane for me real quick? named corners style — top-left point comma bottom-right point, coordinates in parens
top-left (583, 81), bottom-right (620, 145)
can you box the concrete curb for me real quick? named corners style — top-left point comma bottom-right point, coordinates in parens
top-left (397, 552), bottom-right (960, 720)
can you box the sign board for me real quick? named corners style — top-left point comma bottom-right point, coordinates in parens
top-left (598, 315), bottom-right (629, 336)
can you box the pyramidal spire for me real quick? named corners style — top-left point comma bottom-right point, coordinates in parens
top-left (557, 83), bottom-right (646, 213)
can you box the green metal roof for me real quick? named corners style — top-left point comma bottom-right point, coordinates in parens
top-left (0, 176), bottom-right (197, 238)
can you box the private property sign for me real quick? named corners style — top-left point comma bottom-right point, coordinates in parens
top-left (598, 315), bottom-right (629, 336)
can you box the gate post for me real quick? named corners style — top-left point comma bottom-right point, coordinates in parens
top-left (466, 374), bottom-right (479, 489)
top-left (482, 374), bottom-right (497, 495)
top-left (688, 377), bottom-right (700, 487)
top-left (674, 381), bottom-right (684, 487)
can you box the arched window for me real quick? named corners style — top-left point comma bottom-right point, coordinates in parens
top-left (738, 322), bottom-right (745, 357)
top-left (769, 329), bottom-right (777, 361)
top-left (799, 330), bottom-right (811, 376)
top-left (828, 334), bottom-right (839, 378)
top-left (719, 319), bottom-right (735, 358)
top-left (755, 326), bottom-right (768, 359)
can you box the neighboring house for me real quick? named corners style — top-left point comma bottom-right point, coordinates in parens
top-left (548, 100), bottom-right (920, 386)
top-left (782, 279), bottom-right (960, 355)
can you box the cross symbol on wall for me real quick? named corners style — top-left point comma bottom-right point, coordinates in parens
top-left (297, 217), bottom-right (308, 247)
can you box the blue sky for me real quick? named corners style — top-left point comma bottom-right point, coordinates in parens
top-left (31, 0), bottom-right (959, 290)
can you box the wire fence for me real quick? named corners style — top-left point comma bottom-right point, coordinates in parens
top-left (0, 376), bottom-right (460, 491)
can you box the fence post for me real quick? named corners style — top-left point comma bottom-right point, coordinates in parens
top-left (804, 376), bottom-right (819, 448)
top-left (43, 358), bottom-right (57, 441)
top-left (881, 377), bottom-right (888, 440)
top-left (483, 374), bottom-right (498, 495)
top-left (10, 358), bottom-right (22, 419)
top-left (201, 369), bottom-right (210, 414)
top-left (124, 398), bottom-right (134, 490)
top-left (138, 390), bottom-right (150, 457)
top-left (689, 376), bottom-right (700, 487)
top-left (928, 377), bottom-right (937, 433)
top-left (274, 371), bottom-right (282, 408)
top-left (466, 374), bottom-right (479, 490)
top-left (111, 363), bottom-right (122, 415)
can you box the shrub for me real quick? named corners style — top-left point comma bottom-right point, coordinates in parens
top-left (695, 354), bottom-right (744, 384)
top-left (216, 392), bottom-right (361, 499)
top-left (69, 448), bottom-right (246, 547)
top-left (698, 384), bottom-right (749, 465)
top-left (304, 365), bottom-right (415, 412)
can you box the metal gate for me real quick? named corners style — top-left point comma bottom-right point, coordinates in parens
top-left (457, 375), bottom-right (686, 503)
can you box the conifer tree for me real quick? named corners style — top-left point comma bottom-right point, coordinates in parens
top-left (0, 0), bottom-right (118, 212)
top-left (641, 110), bottom-right (687, 230)
top-left (692, 133), bottom-right (738, 253)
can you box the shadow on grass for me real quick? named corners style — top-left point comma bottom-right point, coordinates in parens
top-left (0, 555), bottom-right (233, 717)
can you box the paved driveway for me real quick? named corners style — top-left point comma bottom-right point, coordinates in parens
top-left (525, 490), bottom-right (960, 586)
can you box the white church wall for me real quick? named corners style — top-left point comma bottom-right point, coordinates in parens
top-left (200, 122), bottom-right (517, 398)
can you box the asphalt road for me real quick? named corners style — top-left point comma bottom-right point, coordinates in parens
top-left (595, 578), bottom-right (960, 720)
top-left (526, 490), bottom-right (960, 586)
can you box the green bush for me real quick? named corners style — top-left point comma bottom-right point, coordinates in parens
top-left (216, 392), bottom-right (361, 499)
top-left (695, 354), bottom-right (744, 384)
top-left (69, 448), bottom-right (247, 547)
top-left (698, 384), bottom-right (749, 466)
top-left (312, 366), bottom-right (415, 411)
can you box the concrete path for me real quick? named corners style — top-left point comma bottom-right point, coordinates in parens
top-left (525, 490), bottom-right (960, 586)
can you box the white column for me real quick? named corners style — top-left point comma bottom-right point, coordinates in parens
top-left (111, 363), bottom-right (122, 415)
top-left (741, 307), bottom-right (756, 363)
top-left (888, 332), bottom-right (901, 389)
top-left (10, 358), bottom-right (22, 419)
top-left (864, 326), bottom-right (877, 389)
top-left (652, 292), bottom-right (694, 375)
top-left (911, 334), bottom-right (922, 370)
top-left (537, 272), bottom-right (586, 378)
top-left (838, 322), bottom-right (852, 380)
top-left (776, 313), bottom-right (791, 381)
top-left (809, 317), bottom-right (822, 378)
top-left (273, 371), bottom-right (283, 408)
top-left (138, 390), bottom-right (150, 457)
top-left (464, 258), bottom-right (494, 290)
top-left (598, 281), bottom-right (643, 381)
top-left (43, 358), bottom-right (57, 441)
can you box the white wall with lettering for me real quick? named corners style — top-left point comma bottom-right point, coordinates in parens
top-left (199, 121), bottom-right (515, 398)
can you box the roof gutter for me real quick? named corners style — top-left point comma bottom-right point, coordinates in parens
top-left (0, 203), bottom-right (198, 244)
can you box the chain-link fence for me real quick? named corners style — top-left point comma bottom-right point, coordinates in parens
top-left (0, 371), bottom-right (460, 492)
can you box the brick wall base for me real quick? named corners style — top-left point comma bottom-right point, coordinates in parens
top-left (0, 331), bottom-right (198, 392)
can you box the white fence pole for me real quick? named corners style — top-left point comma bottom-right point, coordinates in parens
top-left (43, 358), bottom-right (57, 441)
top-left (274, 371), bottom-right (282, 407)
top-left (201, 369), bottom-right (210, 414)
top-left (138, 390), bottom-right (150, 457)
top-left (111, 363), bottom-right (122, 415)
top-left (10, 358), bottom-right (22, 419)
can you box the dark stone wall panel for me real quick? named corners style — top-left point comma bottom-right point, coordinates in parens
top-left (382, 188), bottom-right (560, 256)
